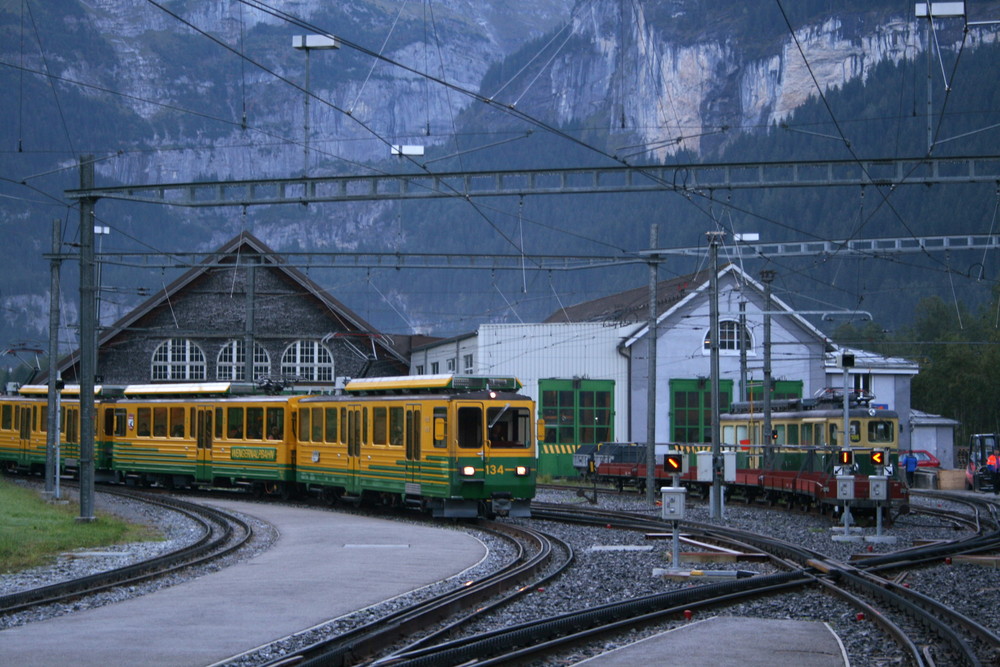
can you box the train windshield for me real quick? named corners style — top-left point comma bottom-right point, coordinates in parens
top-left (487, 406), bottom-right (531, 449)
top-left (868, 420), bottom-right (895, 444)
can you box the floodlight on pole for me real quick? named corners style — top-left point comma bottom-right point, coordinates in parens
top-left (292, 34), bottom-right (339, 176)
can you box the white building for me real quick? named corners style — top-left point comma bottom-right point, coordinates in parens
top-left (412, 264), bottom-right (920, 476)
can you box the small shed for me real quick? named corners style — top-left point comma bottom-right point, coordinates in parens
top-left (909, 409), bottom-right (960, 469)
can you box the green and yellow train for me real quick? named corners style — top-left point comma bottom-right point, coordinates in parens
top-left (0, 375), bottom-right (539, 518)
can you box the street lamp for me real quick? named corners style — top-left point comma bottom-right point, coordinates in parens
top-left (292, 34), bottom-right (339, 175)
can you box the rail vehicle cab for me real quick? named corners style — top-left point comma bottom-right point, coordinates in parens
top-left (297, 375), bottom-right (539, 519)
top-left (966, 433), bottom-right (998, 491)
top-left (449, 388), bottom-right (538, 518)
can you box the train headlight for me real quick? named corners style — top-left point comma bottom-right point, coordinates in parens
top-left (461, 465), bottom-right (477, 476)
top-left (515, 465), bottom-right (529, 476)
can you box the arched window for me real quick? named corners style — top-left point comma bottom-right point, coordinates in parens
top-left (217, 340), bottom-right (271, 381)
top-left (151, 339), bottom-right (206, 381)
top-left (703, 321), bottom-right (753, 354)
top-left (281, 340), bottom-right (334, 382)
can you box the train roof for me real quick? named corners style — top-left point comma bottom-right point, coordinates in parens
top-left (19, 384), bottom-right (124, 397)
top-left (121, 382), bottom-right (258, 397)
top-left (344, 374), bottom-right (522, 394)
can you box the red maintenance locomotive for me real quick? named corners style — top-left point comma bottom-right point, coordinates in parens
top-left (584, 394), bottom-right (908, 514)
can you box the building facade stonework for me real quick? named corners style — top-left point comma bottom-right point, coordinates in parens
top-left (54, 233), bottom-right (407, 387)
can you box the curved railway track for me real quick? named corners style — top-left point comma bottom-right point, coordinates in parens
top-left (0, 485), bottom-right (253, 617)
top-left (366, 496), bottom-right (1000, 667)
top-left (261, 521), bottom-right (570, 667)
top-left (5, 480), bottom-right (998, 666)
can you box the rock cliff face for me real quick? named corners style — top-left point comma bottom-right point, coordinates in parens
top-left (74, 1), bottom-right (994, 181)
top-left (536, 5), bottom-right (994, 158)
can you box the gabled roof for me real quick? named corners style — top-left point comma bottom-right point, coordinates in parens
top-left (48, 232), bottom-right (408, 378)
top-left (623, 264), bottom-right (833, 349)
top-left (546, 263), bottom-right (834, 350)
top-left (544, 268), bottom-right (713, 324)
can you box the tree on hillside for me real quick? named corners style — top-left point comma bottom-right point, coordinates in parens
top-left (903, 294), bottom-right (1000, 441)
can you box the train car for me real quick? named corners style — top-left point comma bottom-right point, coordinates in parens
top-left (98, 382), bottom-right (299, 496)
top-left (721, 393), bottom-right (900, 469)
top-left (593, 443), bottom-right (908, 513)
top-left (294, 374), bottom-right (539, 518)
top-left (0, 385), bottom-right (92, 475)
top-left (965, 433), bottom-right (998, 491)
top-left (591, 392), bottom-right (906, 513)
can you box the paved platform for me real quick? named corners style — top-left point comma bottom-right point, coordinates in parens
top-left (1, 498), bottom-right (486, 666)
top-left (575, 616), bottom-right (847, 666)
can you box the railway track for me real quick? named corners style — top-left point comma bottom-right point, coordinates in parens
top-left (4, 480), bottom-right (997, 666)
top-left (361, 496), bottom-right (1000, 666)
top-left (0, 485), bottom-right (253, 617)
top-left (260, 521), bottom-right (569, 667)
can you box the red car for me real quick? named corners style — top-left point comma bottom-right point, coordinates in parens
top-left (910, 449), bottom-right (941, 467)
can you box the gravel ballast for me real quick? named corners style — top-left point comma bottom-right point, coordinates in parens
top-left (2, 482), bottom-right (997, 666)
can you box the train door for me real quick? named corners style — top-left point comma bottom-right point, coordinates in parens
top-left (17, 405), bottom-right (32, 466)
top-left (195, 406), bottom-right (213, 482)
top-left (404, 404), bottom-right (421, 484)
top-left (346, 404), bottom-right (363, 492)
top-left (455, 401), bottom-right (485, 462)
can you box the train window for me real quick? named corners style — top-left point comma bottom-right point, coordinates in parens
top-left (786, 424), bottom-right (799, 445)
top-left (170, 407), bottom-right (185, 437)
top-left (722, 425), bottom-right (734, 444)
top-left (299, 408), bottom-right (311, 442)
top-left (340, 407), bottom-right (347, 443)
top-left (247, 407), bottom-right (264, 440)
top-left (433, 407), bottom-right (447, 448)
top-left (829, 424), bottom-right (838, 447)
top-left (412, 409), bottom-right (421, 458)
top-left (66, 408), bottom-right (78, 444)
top-left (774, 424), bottom-right (785, 445)
top-left (868, 420), bottom-right (894, 443)
top-left (372, 407), bottom-right (387, 445)
top-left (324, 408), bottom-right (337, 443)
top-left (353, 409), bottom-right (363, 449)
top-left (389, 407), bottom-right (404, 446)
top-left (311, 407), bottom-right (323, 442)
top-left (136, 407), bottom-right (151, 436)
top-left (266, 408), bottom-right (283, 440)
top-left (457, 406), bottom-right (483, 448)
top-left (487, 407), bottom-right (530, 448)
top-left (39, 406), bottom-right (47, 433)
top-left (215, 408), bottom-right (223, 439)
top-left (153, 407), bottom-right (168, 437)
top-left (849, 420), bottom-right (860, 444)
top-left (1, 404), bottom-right (10, 430)
top-left (227, 407), bottom-right (244, 439)
top-left (114, 408), bottom-right (127, 437)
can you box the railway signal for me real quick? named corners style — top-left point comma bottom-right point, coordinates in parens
top-left (664, 453), bottom-right (684, 473)
top-left (838, 449), bottom-right (854, 466)
top-left (870, 449), bottom-right (885, 466)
